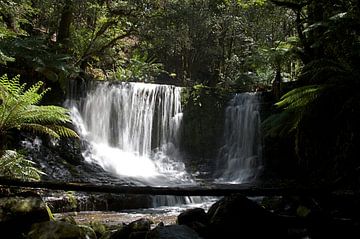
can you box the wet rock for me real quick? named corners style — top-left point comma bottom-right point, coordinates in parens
top-left (129, 231), bottom-right (148, 239)
top-left (128, 218), bottom-right (152, 232)
top-left (0, 193), bottom-right (50, 238)
top-left (147, 224), bottom-right (201, 239)
top-left (207, 194), bottom-right (287, 239)
top-left (28, 221), bottom-right (96, 239)
top-left (110, 218), bottom-right (152, 239)
top-left (89, 221), bottom-right (108, 238)
top-left (177, 208), bottom-right (208, 237)
top-left (46, 192), bottom-right (154, 213)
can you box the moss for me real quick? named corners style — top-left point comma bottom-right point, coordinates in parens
top-left (45, 204), bottom-right (55, 221)
top-left (181, 86), bottom-right (230, 164)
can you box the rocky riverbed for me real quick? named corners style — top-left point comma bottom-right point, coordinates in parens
top-left (2, 191), bottom-right (360, 238)
top-left (55, 211), bottom-right (178, 227)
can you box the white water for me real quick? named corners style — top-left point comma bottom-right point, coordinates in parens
top-left (68, 82), bottom-right (193, 186)
top-left (66, 82), bottom-right (262, 210)
top-left (216, 93), bottom-right (262, 184)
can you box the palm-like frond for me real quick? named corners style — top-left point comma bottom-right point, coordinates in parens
top-left (263, 58), bottom-right (352, 138)
top-left (46, 125), bottom-right (79, 138)
top-left (276, 85), bottom-right (323, 110)
top-left (263, 85), bottom-right (323, 136)
top-left (0, 74), bottom-right (79, 150)
top-left (21, 105), bottom-right (72, 125)
top-left (20, 123), bottom-right (63, 139)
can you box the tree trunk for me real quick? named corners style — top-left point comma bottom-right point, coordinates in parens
top-left (57, 1), bottom-right (74, 47)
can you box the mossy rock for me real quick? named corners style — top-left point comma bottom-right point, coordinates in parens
top-left (0, 193), bottom-right (51, 237)
top-left (28, 221), bottom-right (96, 239)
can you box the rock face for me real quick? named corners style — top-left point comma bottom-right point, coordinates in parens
top-left (147, 224), bottom-right (202, 239)
top-left (0, 193), bottom-right (51, 238)
top-left (206, 194), bottom-right (287, 239)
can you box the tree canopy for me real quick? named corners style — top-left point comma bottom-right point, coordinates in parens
top-left (0, 0), bottom-right (298, 91)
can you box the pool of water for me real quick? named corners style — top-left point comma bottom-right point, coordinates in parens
top-left (55, 197), bottom-right (219, 227)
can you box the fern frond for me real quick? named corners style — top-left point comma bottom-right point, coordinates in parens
top-left (276, 85), bottom-right (323, 110)
top-left (21, 105), bottom-right (72, 125)
top-left (20, 123), bottom-right (61, 139)
top-left (263, 109), bottom-right (302, 136)
top-left (21, 81), bottom-right (50, 105)
top-left (263, 85), bottom-right (324, 136)
top-left (0, 150), bottom-right (43, 181)
top-left (47, 125), bottom-right (79, 138)
top-left (0, 74), bottom-right (27, 97)
top-left (1, 74), bottom-right (78, 152)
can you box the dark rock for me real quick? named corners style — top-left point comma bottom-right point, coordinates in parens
top-left (207, 194), bottom-right (287, 239)
top-left (128, 218), bottom-right (152, 232)
top-left (147, 224), bottom-right (202, 239)
top-left (110, 218), bottom-right (152, 239)
top-left (129, 231), bottom-right (148, 239)
top-left (45, 192), bottom-right (154, 213)
top-left (307, 210), bottom-right (360, 239)
top-left (177, 208), bottom-right (208, 225)
top-left (177, 208), bottom-right (208, 237)
top-left (0, 194), bottom-right (50, 238)
top-left (28, 221), bottom-right (96, 239)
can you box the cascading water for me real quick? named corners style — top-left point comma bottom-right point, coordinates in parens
top-left (68, 82), bottom-right (189, 183)
top-left (216, 93), bottom-right (262, 184)
top-left (67, 81), bottom-right (203, 206)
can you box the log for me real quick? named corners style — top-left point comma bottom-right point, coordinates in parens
top-left (0, 177), bottom-right (340, 197)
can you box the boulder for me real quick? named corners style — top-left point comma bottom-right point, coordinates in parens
top-left (207, 194), bottom-right (287, 239)
top-left (0, 193), bottom-right (50, 238)
top-left (147, 224), bottom-right (202, 239)
top-left (27, 221), bottom-right (96, 239)
top-left (110, 218), bottom-right (152, 239)
top-left (177, 208), bottom-right (208, 237)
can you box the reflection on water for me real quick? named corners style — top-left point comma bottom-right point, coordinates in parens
top-left (55, 197), bottom-right (218, 227)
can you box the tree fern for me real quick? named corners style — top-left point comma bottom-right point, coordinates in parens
top-left (0, 74), bottom-right (78, 156)
top-left (263, 57), bottom-right (354, 138)
top-left (263, 85), bottom-right (323, 136)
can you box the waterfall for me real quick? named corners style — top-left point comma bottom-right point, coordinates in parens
top-left (216, 93), bottom-right (262, 183)
top-left (67, 82), bottom-right (192, 186)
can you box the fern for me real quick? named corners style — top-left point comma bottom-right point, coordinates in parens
top-left (276, 85), bottom-right (323, 110)
top-left (0, 150), bottom-right (44, 181)
top-left (263, 57), bottom-right (353, 138)
top-left (263, 85), bottom-right (323, 136)
top-left (0, 74), bottom-right (79, 155)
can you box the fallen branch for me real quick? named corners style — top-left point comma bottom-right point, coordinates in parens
top-left (0, 177), bottom-right (340, 197)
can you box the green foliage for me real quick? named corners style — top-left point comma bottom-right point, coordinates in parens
top-left (263, 85), bottom-right (323, 136)
top-left (0, 74), bottom-right (78, 153)
top-left (114, 51), bottom-right (165, 82)
top-left (65, 191), bottom-right (77, 210)
top-left (1, 37), bottom-right (78, 86)
top-left (0, 150), bottom-right (43, 181)
top-left (264, 0), bottom-right (360, 138)
top-left (181, 83), bottom-right (230, 160)
top-left (137, 0), bottom-right (296, 87)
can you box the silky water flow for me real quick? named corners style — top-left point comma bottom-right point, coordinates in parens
top-left (215, 93), bottom-right (262, 184)
top-left (67, 82), bottom-right (202, 207)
